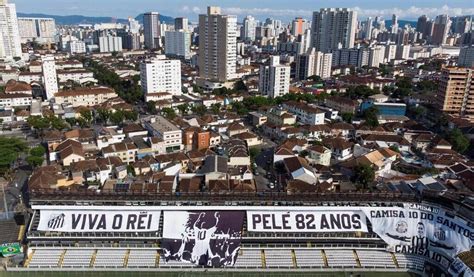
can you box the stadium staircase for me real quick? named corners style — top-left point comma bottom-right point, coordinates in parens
top-left (23, 249), bottom-right (34, 267)
top-left (321, 249), bottom-right (329, 267)
top-left (391, 252), bottom-right (400, 268)
top-left (17, 225), bottom-right (25, 241)
top-left (353, 250), bottom-right (361, 268)
top-left (155, 251), bottom-right (160, 267)
top-left (58, 249), bottom-right (66, 267)
top-left (261, 249), bottom-right (267, 268)
top-left (89, 249), bottom-right (97, 268)
top-left (124, 249), bottom-right (130, 267)
top-left (291, 249), bottom-right (297, 268)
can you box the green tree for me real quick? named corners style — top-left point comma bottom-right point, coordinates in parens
top-left (362, 107), bottom-right (379, 127)
top-left (0, 137), bottom-right (28, 175)
top-left (210, 103), bottom-right (221, 115)
top-left (110, 111), bottom-right (125, 126)
top-left (447, 128), bottom-right (470, 153)
top-left (146, 101), bottom-right (157, 114)
top-left (123, 110), bottom-right (138, 121)
top-left (26, 156), bottom-right (43, 168)
top-left (96, 108), bottom-right (111, 124)
top-left (161, 107), bottom-right (177, 120)
top-left (26, 115), bottom-right (50, 130)
top-left (79, 110), bottom-right (93, 126)
top-left (233, 80), bottom-right (247, 92)
top-left (29, 145), bottom-right (46, 157)
top-left (341, 112), bottom-right (354, 123)
top-left (191, 104), bottom-right (207, 116)
top-left (48, 116), bottom-right (67, 130)
top-left (351, 164), bottom-right (375, 189)
top-left (249, 147), bottom-right (261, 162)
top-left (177, 104), bottom-right (189, 115)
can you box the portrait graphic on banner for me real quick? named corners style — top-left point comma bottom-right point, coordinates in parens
top-left (161, 211), bottom-right (245, 267)
top-left (362, 207), bottom-right (473, 260)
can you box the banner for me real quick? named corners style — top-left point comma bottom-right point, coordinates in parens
top-left (362, 207), bottom-right (473, 259)
top-left (38, 208), bottom-right (161, 232)
top-left (161, 211), bottom-right (245, 267)
top-left (448, 258), bottom-right (473, 277)
top-left (247, 210), bottom-right (368, 233)
top-left (0, 243), bottom-right (21, 257)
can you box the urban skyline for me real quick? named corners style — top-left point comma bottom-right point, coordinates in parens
top-left (11, 0), bottom-right (474, 21)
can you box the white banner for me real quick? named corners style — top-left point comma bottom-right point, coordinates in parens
top-left (38, 208), bottom-right (161, 232)
top-left (247, 210), bottom-right (368, 232)
top-left (362, 207), bottom-right (473, 259)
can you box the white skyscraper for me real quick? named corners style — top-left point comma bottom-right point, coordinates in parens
top-left (311, 8), bottom-right (357, 52)
top-left (369, 45), bottom-right (386, 68)
top-left (18, 17), bottom-right (56, 44)
top-left (259, 56), bottom-right (290, 98)
top-left (140, 56), bottom-right (182, 96)
top-left (242, 15), bottom-right (257, 41)
top-left (143, 12), bottom-right (160, 49)
top-left (391, 14), bottom-right (399, 33)
top-left (42, 55), bottom-right (58, 100)
top-left (364, 17), bottom-right (373, 40)
top-left (99, 36), bottom-right (123, 53)
top-left (128, 17), bottom-right (140, 34)
top-left (174, 17), bottom-right (188, 31)
top-left (296, 48), bottom-right (332, 81)
top-left (0, 0), bottom-right (22, 60)
top-left (165, 30), bottom-right (191, 59)
top-left (198, 6), bottom-right (237, 82)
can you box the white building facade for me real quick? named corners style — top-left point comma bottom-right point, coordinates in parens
top-left (140, 56), bottom-right (182, 96)
top-left (41, 55), bottom-right (58, 100)
top-left (259, 56), bottom-right (290, 98)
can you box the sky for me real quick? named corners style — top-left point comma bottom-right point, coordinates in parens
top-left (11, 0), bottom-right (474, 22)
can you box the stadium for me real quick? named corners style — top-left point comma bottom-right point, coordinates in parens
top-left (0, 189), bottom-right (471, 277)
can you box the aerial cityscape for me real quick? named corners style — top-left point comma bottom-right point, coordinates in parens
top-left (0, 0), bottom-right (472, 276)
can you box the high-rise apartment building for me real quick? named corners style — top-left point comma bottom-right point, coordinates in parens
top-left (42, 55), bottom-right (58, 100)
top-left (458, 46), bottom-right (474, 67)
top-left (144, 12), bottom-right (161, 49)
top-left (311, 8), bottom-right (357, 53)
top-left (259, 56), bottom-right (290, 98)
top-left (18, 17), bottom-right (56, 43)
top-left (431, 15), bottom-right (451, 45)
top-left (436, 67), bottom-right (474, 122)
top-left (198, 6), bottom-right (237, 82)
top-left (174, 17), bottom-right (188, 31)
top-left (140, 56), bottom-right (182, 96)
top-left (128, 17), bottom-right (140, 34)
top-left (99, 36), bottom-right (122, 53)
top-left (391, 14), bottom-right (398, 33)
top-left (242, 15), bottom-right (257, 41)
top-left (165, 30), bottom-right (191, 59)
top-left (291, 17), bottom-right (309, 36)
top-left (0, 0), bottom-right (22, 59)
top-left (296, 48), bottom-right (332, 80)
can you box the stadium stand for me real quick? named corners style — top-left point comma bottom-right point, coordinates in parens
top-left (357, 249), bottom-right (397, 268)
top-left (61, 249), bottom-right (94, 268)
top-left (324, 249), bottom-right (358, 267)
top-left (93, 249), bottom-right (126, 268)
top-left (27, 249), bottom-right (62, 268)
top-left (233, 249), bottom-right (263, 268)
top-left (127, 249), bottom-right (158, 268)
top-left (263, 249), bottom-right (294, 268)
top-left (294, 249), bottom-right (326, 268)
top-left (395, 253), bottom-right (426, 272)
